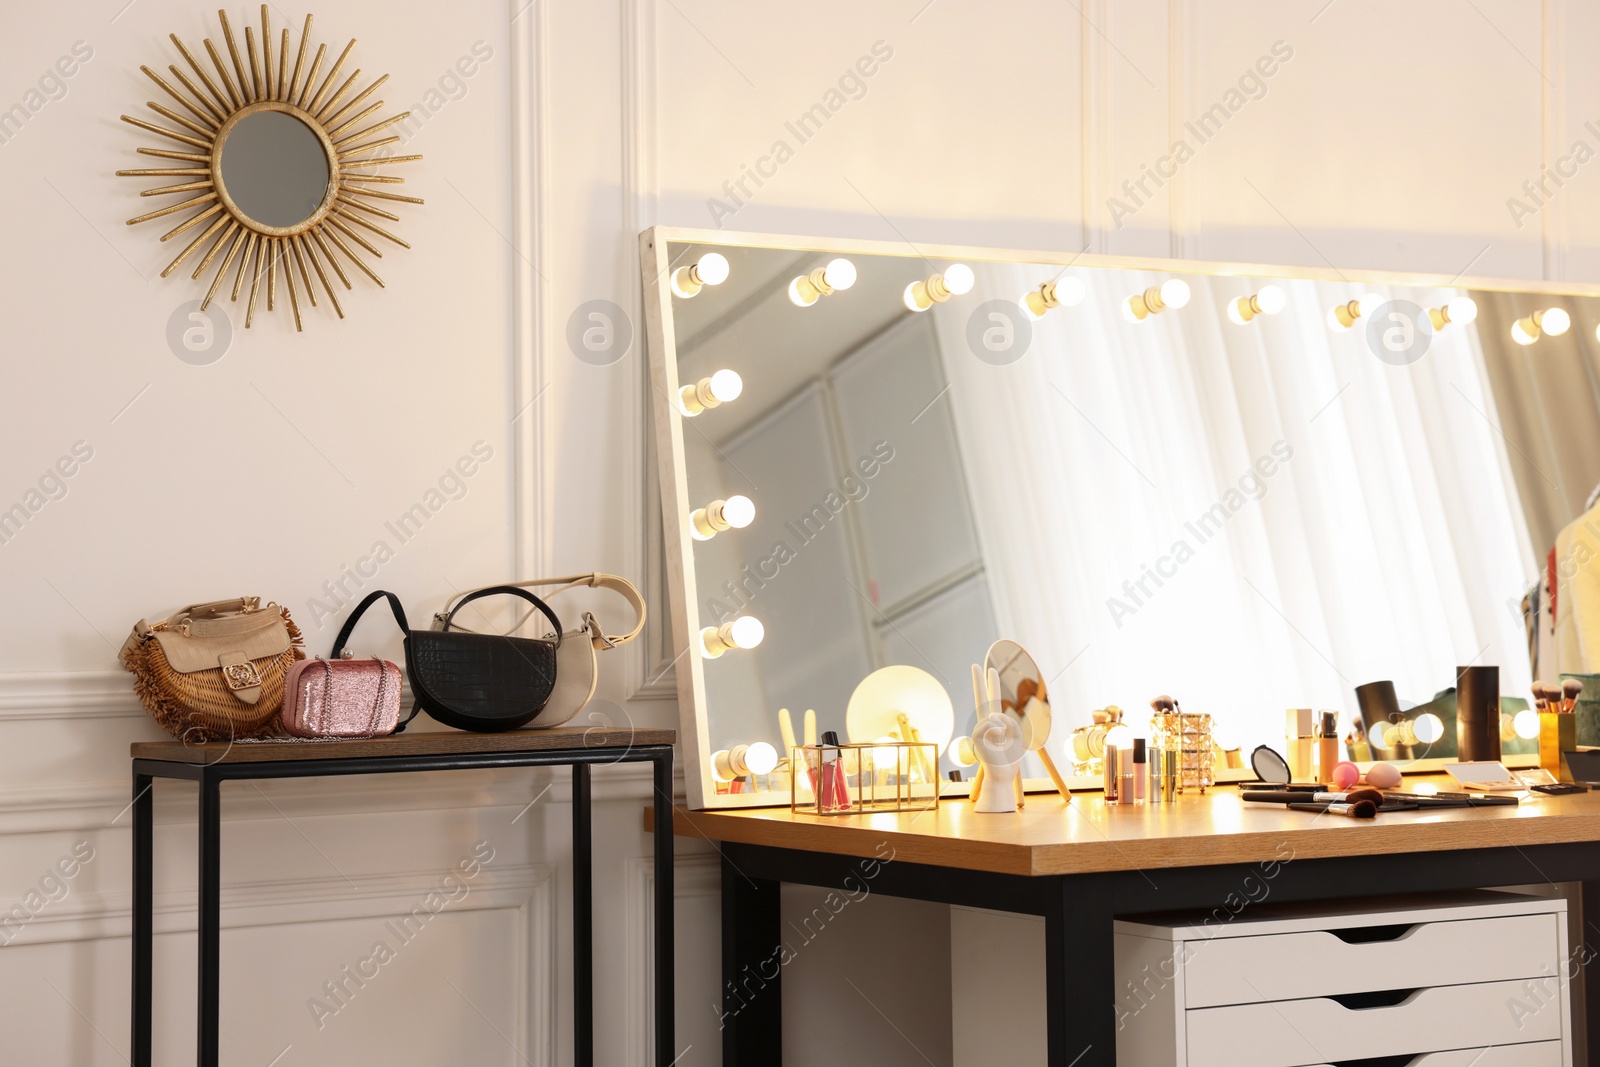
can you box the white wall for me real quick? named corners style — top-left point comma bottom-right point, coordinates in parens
top-left (0, 0), bottom-right (1582, 1064)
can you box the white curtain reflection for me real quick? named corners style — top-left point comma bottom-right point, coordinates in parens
top-left (932, 265), bottom-right (1535, 757)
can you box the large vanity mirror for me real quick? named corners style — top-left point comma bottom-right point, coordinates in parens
top-left (643, 227), bottom-right (1600, 810)
top-left (119, 7), bottom-right (423, 331)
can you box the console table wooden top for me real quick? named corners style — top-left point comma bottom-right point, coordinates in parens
top-left (133, 725), bottom-right (676, 764)
top-left (665, 777), bottom-right (1600, 876)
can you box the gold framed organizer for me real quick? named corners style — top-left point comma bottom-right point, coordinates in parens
top-left (119, 6), bottom-right (422, 330)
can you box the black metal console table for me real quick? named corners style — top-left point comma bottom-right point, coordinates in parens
top-left (130, 726), bottom-right (675, 1067)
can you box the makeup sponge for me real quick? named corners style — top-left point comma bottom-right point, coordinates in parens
top-left (1364, 762), bottom-right (1402, 790)
top-left (1331, 761), bottom-right (1360, 790)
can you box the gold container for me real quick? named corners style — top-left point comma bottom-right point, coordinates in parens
top-left (1539, 712), bottom-right (1576, 783)
top-left (790, 742), bottom-right (940, 816)
top-left (1151, 712), bottom-right (1214, 793)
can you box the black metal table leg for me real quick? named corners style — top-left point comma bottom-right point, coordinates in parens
top-left (1582, 879), bottom-right (1600, 1065)
top-left (572, 763), bottom-right (593, 1067)
top-left (131, 772), bottom-right (154, 1067)
top-left (1045, 879), bottom-right (1117, 1066)
top-left (197, 770), bottom-right (221, 1067)
top-left (652, 751), bottom-right (675, 1067)
top-left (720, 856), bottom-right (782, 1066)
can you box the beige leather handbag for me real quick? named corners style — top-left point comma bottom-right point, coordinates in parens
top-left (432, 574), bottom-right (645, 727)
top-left (120, 597), bottom-right (305, 741)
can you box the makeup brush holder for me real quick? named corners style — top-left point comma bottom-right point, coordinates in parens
top-left (1150, 712), bottom-right (1214, 793)
top-left (1539, 711), bottom-right (1576, 783)
top-left (790, 742), bottom-right (939, 816)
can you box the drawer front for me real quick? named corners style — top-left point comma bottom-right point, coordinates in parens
top-left (1299, 1043), bottom-right (1564, 1067)
top-left (1183, 912), bottom-right (1559, 1008)
top-left (1186, 981), bottom-right (1563, 1067)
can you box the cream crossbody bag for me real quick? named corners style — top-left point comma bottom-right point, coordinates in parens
top-left (432, 574), bottom-right (646, 727)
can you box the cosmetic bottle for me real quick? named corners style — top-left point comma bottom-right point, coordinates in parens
top-left (1286, 708), bottom-right (1314, 781)
top-left (1146, 740), bottom-right (1160, 801)
top-left (819, 731), bottom-right (852, 812)
top-left (1132, 738), bottom-right (1147, 803)
top-left (1118, 747), bottom-right (1135, 805)
top-left (1160, 749), bottom-right (1178, 802)
top-left (1317, 711), bottom-right (1339, 781)
top-left (1104, 744), bottom-right (1119, 802)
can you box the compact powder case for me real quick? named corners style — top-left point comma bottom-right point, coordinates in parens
top-left (1246, 745), bottom-right (1325, 791)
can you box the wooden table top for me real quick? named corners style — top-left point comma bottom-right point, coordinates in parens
top-left (132, 725), bottom-right (675, 764)
top-left (665, 778), bottom-right (1600, 877)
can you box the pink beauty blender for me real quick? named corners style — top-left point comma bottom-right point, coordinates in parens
top-left (1331, 761), bottom-right (1360, 790)
top-left (1364, 762), bottom-right (1402, 790)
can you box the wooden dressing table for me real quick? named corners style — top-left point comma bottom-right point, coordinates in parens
top-left (662, 778), bottom-right (1600, 1066)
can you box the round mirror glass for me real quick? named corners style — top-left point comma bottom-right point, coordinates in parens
top-left (218, 111), bottom-right (330, 228)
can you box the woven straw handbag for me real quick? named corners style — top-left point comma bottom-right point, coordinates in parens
top-left (120, 597), bottom-right (305, 742)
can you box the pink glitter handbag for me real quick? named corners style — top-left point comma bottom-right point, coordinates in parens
top-left (280, 656), bottom-right (402, 738)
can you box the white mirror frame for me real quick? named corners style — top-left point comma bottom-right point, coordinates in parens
top-left (641, 225), bottom-right (1586, 810)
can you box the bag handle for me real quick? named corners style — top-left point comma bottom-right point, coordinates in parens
top-left (438, 574), bottom-right (645, 649)
top-left (330, 591), bottom-right (412, 659)
top-left (441, 586), bottom-right (564, 649)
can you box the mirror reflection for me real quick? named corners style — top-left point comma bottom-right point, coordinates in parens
top-left (665, 240), bottom-right (1600, 801)
top-left (219, 110), bottom-right (330, 228)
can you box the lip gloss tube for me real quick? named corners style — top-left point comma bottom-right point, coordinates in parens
top-left (1132, 738), bottom-right (1147, 803)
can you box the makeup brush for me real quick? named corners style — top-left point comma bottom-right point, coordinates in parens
top-left (1150, 694), bottom-right (1178, 713)
top-left (1289, 799), bottom-right (1378, 818)
top-left (1563, 678), bottom-right (1584, 714)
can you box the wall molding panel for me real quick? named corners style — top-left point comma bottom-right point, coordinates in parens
top-left (624, 852), bottom-right (718, 1066)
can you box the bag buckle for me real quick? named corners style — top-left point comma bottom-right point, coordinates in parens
top-left (221, 661), bottom-right (263, 692)
top-left (585, 611), bottom-right (617, 650)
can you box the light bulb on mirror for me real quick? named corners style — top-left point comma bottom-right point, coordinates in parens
top-left (789, 257), bottom-right (858, 307)
top-left (744, 741), bottom-right (779, 776)
top-left (1513, 709), bottom-right (1541, 740)
top-left (1543, 307), bottom-right (1571, 336)
top-left (678, 369), bottom-right (743, 416)
top-left (1126, 279), bottom-right (1190, 321)
top-left (1021, 275), bottom-right (1086, 319)
top-left (950, 736), bottom-right (978, 767)
top-left (670, 252), bottom-right (729, 299)
top-left (1512, 308), bottom-right (1570, 345)
top-left (701, 616), bottom-right (764, 658)
top-left (690, 495), bottom-right (756, 540)
top-left (1412, 712), bottom-right (1444, 745)
top-left (1104, 724), bottom-right (1134, 754)
top-left (1228, 284), bottom-right (1286, 325)
top-left (904, 265), bottom-right (974, 312)
top-left (1328, 292), bottom-right (1383, 332)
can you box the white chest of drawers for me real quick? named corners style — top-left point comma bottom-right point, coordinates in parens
top-left (1114, 890), bottom-right (1573, 1067)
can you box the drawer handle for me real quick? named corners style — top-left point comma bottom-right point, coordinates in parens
top-left (1327, 923), bottom-right (1418, 944)
top-left (1325, 1055), bottom-right (1429, 1067)
top-left (1325, 988), bottom-right (1421, 1010)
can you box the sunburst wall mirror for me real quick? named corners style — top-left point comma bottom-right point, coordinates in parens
top-left (120, 6), bottom-right (422, 330)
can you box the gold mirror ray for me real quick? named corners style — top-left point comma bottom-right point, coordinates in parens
top-left (118, 6), bottom-right (421, 331)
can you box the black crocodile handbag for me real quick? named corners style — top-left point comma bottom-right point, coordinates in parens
top-left (330, 587), bottom-right (562, 733)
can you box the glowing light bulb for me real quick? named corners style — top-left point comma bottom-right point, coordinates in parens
top-left (1122, 298), bottom-right (1143, 323)
top-left (903, 282), bottom-right (928, 313)
top-left (1159, 278), bottom-right (1191, 309)
top-left (1358, 293), bottom-right (1383, 317)
top-left (1368, 722), bottom-right (1390, 750)
top-left (1513, 709), bottom-right (1540, 740)
top-left (943, 263), bottom-right (975, 296)
top-left (690, 495), bottom-right (756, 540)
top-left (790, 259), bottom-right (857, 306)
top-left (1543, 307), bottom-right (1571, 336)
top-left (1228, 300), bottom-right (1250, 326)
top-left (951, 736), bottom-right (978, 767)
top-left (1412, 712), bottom-right (1444, 745)
top-left (1256, 284), bottom-right (1286, 315)
top-left (679, 369), bottom-right (743, 415)
top-left (1512, 319), bottom-right (1538, 346)
top-left (823, 258), bottom-right (857, 291)
top-left (700, 617), bottom-right (764, 658)
top-left (670, 252), bottom-right (730, 298)
top-left (745, 741), bottom-right (779, 776)
top-left (709, 369), bottom-right (743, 403)
top-left (1327, 307), bottom-right (1350, 332)
top-left (1446, 296), bottom-right (1477, 325)
top-left (1021, 276), bottom-right (1085, 319)
top-left (1104, 724), bottom-right (1134, 753)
